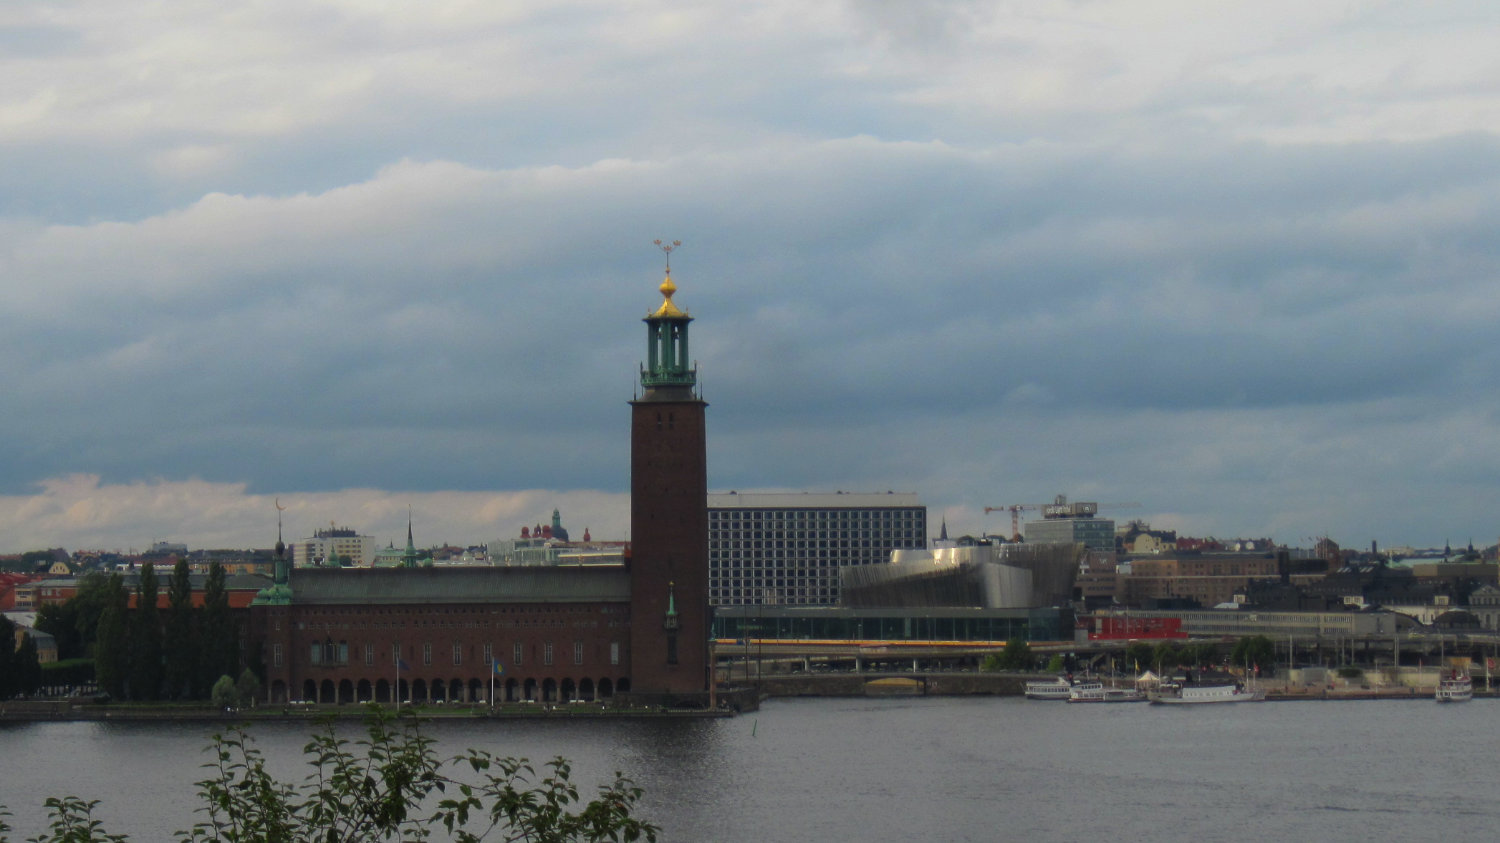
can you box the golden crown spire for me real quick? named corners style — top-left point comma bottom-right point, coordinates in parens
top-left (651, 239), bottom-right (686, 318)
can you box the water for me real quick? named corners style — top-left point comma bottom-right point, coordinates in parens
top-left (2, 697), bottom-right (1495, 841)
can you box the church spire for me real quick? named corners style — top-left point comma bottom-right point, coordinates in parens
top-left (403, 506), bottom-right (418, 568)
top-left (274, 498), bottom-right (287, 585)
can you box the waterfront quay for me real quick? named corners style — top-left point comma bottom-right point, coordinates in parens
top-left (718, 669), bottom-right (1493, 700)
top-left (0, 696), bottom-right (750, 723)
top-left (715, 634), bottom-right (1500, 699)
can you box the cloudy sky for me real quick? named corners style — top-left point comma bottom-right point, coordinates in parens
top-left (2, 1), bottom-right (1498, 554)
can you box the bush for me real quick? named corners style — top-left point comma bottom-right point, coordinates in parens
top-left (41, 659), bottom-right (95, 691)
top-left (0, 706), bottom-right (658, 842)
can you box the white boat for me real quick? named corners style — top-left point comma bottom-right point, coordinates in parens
top-left (1024, 677), bottom-right (1074, 700)
top-left (1067, 681), bottom-right (1146, 703)
top-left (1149, 683), bottom-right (1265, 705)
top-left (1435, 672), bottom-right (1472, 703)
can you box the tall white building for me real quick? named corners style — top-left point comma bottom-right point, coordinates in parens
top-left (293, 526), bottom-right (376, 567)
top-left (707, 492), bottom-right (927, 607)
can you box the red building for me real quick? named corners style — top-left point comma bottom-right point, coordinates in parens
top-left (1087, 615), bottom-right (1187, 640)
top-left (248, 262), bottom-right (713, 707)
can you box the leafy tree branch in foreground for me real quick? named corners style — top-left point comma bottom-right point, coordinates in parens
top-left (1, 706), bottom-right (658, 843)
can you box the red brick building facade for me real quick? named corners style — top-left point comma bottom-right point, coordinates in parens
top-left (248, 266), bottom-right (713, 706)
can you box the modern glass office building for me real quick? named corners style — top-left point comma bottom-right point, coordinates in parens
top-left (1023, 517), bottom-right (1116, 550)
top-left (707, 492), bottom-right (927, 607)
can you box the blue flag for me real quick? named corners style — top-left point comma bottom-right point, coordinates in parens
top-left (398, 659), bottom-right (411, 671)
top-left (493, 661), bottom-right (503, 676)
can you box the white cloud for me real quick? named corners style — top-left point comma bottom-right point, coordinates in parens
top-left (1, 475), bottom-right (630, 552)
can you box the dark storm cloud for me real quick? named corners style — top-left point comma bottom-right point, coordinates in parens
top-left (2, 1), bottom-right (1499, 550)
top-left (4, 133), bottom-right (1497, 540)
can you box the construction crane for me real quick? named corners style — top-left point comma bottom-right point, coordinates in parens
top-left (985, 496), bottom-right (1142, 542)
top-left (982, 503), bottom-right (1044, 542)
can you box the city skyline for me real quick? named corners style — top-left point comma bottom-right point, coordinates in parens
top-left (3, 3), bottom-right (1500, 552)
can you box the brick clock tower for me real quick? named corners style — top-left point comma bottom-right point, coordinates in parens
top-left (629, 245), bottom-right (710, 700)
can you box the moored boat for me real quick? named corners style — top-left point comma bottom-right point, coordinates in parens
top-left (1435, 672), bottom-right (1472, 703)
top-left (1149, 683), bottom-right (1265, 704)
top-left (1024, 677), bottom-right (1074, 700)
top-left (1067, 681), bottom-right (1146, 703)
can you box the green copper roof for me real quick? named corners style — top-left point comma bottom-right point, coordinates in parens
top-left (286, 565), bottom-right (631, 605)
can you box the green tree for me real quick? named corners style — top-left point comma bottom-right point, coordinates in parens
top-left (1124, 642), bottom-right (1153, 673)
top-left (210, 675), bottom-right (238, 710)
top-left (996, 639), bottom-right (1034, 671)
top-left (1230, 635), bottom-right (1276, 675)
top-left (164, 559), bottom-right (198, 700)
top-left (93, 574), bottom-right (130, 700)
top-left (1151, 641), bottom-right (1179, 673)
top-left (0, 615), bottom-right (15, 700)
top-left (35, 603), bottom-right (84, 662)
top-left (15, 633), bottom-right (43, 697)
top-left (69, 572), bottom-right (117, 659)
top-left (198, 563), bottom-right (237, 693)
top-left (234, 668), bottom-right (261, 708)
top-left (130, 564), bottom-right (163, 701)
top-left (1191, 642), bottom-right (1219, 668)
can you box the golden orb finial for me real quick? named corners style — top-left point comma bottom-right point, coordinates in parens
top-left (650, 239), bottom-right (686, 318)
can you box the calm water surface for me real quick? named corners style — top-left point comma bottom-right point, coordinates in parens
top-left (1, 697), bottom-right (1495, 841)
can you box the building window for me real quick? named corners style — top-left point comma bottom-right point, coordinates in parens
top-left (573, 641), bottom-right (584, 665)
top-left (544, 642), bottom-right (554, 666)
top-left (310, 643), bottom-right (321, 665)
top-left (423, 642), bottom-right (432, 667)
top-left (392, 643), bottom-right (401, 666)
top-left (610, 642), bottom-right (620, 666)
top-left (365, 644), bottom-right (374, 666)
top-left (483, 643), bottom-right (493, 665)
top-left (273, 643), bottom-right (283, 667)
top-left (338, 641), bottom-right (348, 664)
top-left (453, 642), bottom-right (463, 666)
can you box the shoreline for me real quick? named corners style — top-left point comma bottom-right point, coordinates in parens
top-left (3, 679), bottom-right (1488, 721)
top-left (0, 700), bottom-right (736, 723)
